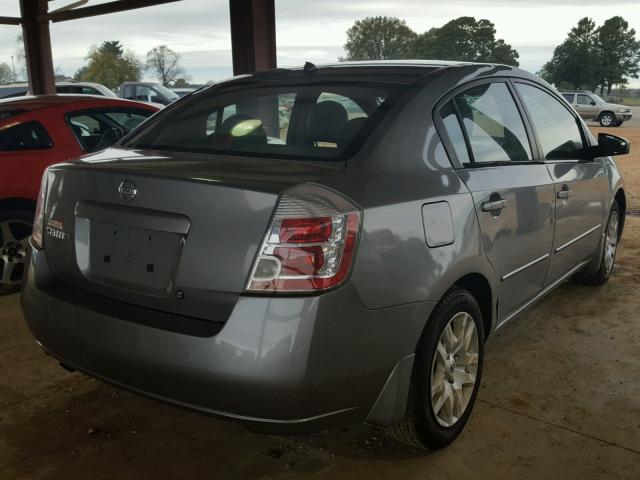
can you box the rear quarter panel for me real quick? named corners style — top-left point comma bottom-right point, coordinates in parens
top-left (319, 66), bottom-right (500, 314)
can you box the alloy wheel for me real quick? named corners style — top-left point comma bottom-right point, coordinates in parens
top-left (430, 311), bottom-right (479, 428)
top-left (0, 219), bottom-right (31, 286)
top-left (604, 209), bottom-right (619, 275)
top-left (600, 114), bottom-right (614, 127)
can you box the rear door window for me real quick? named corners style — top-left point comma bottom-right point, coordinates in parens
top-left (0, 121), bottom-right (53, 151)
top-left (451, 82), bottom-right (532, 164)
top-left (516, 83), bottom-right (584, 161)
top-left (562, 93), bottom-right (575, 103)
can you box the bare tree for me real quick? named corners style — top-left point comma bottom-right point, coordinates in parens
top-left (145, 45), bottom-right (186, 86)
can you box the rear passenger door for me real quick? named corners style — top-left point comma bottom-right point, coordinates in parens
top-left (515, 82), bottom-right (606, 285)
top-left (437, 80), bottom-right (556, 323)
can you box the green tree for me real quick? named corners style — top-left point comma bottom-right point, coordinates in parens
top-left (98, 41), bottom-right (124, 57)
top-left (596, 16), bottom-right (640, 95)
top-left (75, 41), bottom-right (142, 90)
top-left (343, 16), bottom-right (417, 61)
top-left (413, 17), bottom-right (519, 66)
top-left (539, 18), bottom-right (599, 90)
top-left (0, 62), bottom-right (15, 83)
top-left (145, 45), bottom-right (186, 86)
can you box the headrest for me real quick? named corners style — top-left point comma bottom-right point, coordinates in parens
top-left (217, 113), bottom-right (267, 146)
top-left (306, 100), bottom-right (349, 146)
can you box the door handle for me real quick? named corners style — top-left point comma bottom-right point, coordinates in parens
top-left (557, 184), bottom-right (572, 200)
top-left (481, 199), bottom-right (508, 212)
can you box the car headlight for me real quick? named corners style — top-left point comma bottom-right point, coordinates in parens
top-left (617, 107), bottom-right (627, 113)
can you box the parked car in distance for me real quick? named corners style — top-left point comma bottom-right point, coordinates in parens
top-left (22, 62), bottom-right (629, 449)
top-left (119, 82), bottom-right (179, 106)
top-left (561, 90), bottom-right (632, 127)
top-left (0, 95), bottom-right (158, 287)
top-left (0, 80), bottom-right (117, 99)
top-left (171, 87), bottom-right (196, 97)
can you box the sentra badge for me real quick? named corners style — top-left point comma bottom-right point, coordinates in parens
top-left (46, 219), bottom-right (70, 241)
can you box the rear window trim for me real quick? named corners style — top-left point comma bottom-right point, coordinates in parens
top-left (124, 81), bottom-right (407, 163)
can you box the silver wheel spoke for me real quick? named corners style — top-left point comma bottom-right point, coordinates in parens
top-left (436, 340), bottom-right (448, 365)
top-left (442, 323), bottom-right (457, 351)
top-left (433, 384), bottom-right (448, 414)
top-left (459, 351), bottom-right (478, 367)
top-left (462, 315), bottom-right (475, 350)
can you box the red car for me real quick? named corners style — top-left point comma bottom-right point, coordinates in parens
top-left (0, 95), bottom-right (158, 287)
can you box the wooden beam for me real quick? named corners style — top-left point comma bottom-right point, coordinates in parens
top-left (0, 16), bottom-right (21, 25)
top-left (20, 0), bottom-right (55, 95)
top-left (44, 0), bottom-right (181, 23)
top-left (229, 0), bottom-right (277, 75)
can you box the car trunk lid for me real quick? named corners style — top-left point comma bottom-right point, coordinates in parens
top-left (42, 148), bottom-right (342, 323)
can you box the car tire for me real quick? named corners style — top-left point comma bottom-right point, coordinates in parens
top-left (574, 201), bottom-right (621, 286)
top-left (599, 112), bottom-right (616, 127)
top-left (0, 208), bottom-right (33, 289)
top-left (387, 287), bottom-right (484, 449)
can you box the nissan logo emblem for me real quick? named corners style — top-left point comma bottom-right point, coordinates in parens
top-left (118, 180), bottom-right (138, 201)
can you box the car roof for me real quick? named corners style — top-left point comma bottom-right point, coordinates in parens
top-left (217, 60), bottom-right (523, 87)
top-left (0, 94), bottom-right (158, 112)
top-left (120, 82), bottom-right (159, 86)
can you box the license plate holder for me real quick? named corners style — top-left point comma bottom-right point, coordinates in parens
top-left (82, 220), bottom-right (182, 295)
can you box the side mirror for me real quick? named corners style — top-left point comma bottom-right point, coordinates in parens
top-left (590, 101), bottom-right (596, 106)
top-left (592, 133), bottom-right (630, 158)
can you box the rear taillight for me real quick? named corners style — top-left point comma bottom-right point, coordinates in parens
top-left (246, 184), bottom-right (360, 293)
top-left (31, 171), bottom-right (48, 249)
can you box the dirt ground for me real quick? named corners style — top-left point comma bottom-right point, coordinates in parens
top-left (1, 126), bottom-right (640, 479)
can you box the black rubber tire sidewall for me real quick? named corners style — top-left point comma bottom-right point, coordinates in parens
top-left (413, 288), bottom-right (485, 449)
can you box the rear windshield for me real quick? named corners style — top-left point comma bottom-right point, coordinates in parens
top-left (125, 82), bottom-right (399, 160)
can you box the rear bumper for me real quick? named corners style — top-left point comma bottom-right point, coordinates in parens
top-left (21, 248), bottom-right (434, 433)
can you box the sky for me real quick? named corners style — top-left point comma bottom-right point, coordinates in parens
top-left (0, 0), bottom-right (639, 86)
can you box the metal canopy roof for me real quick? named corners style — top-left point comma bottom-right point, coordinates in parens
top-left (1, 0), bottom-right (277, 94)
